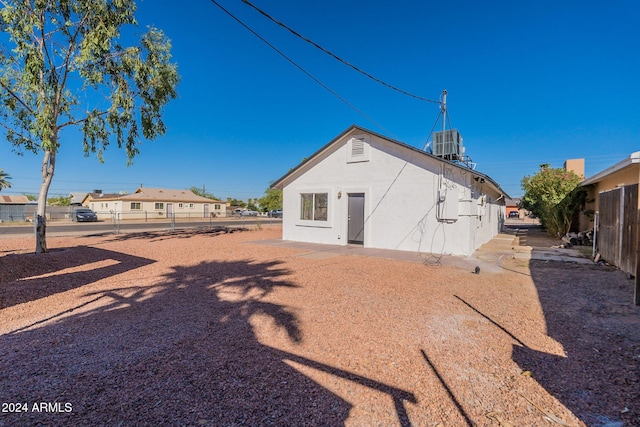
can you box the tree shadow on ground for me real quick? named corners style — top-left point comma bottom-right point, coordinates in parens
top-left (90, 226), bottom-right (247, 243)
top-left (0, 246), bottom-right (155, 309)
top-left (513, 259), bottom-right (640, 426)
top-left (0, 257), bottom-right (415, 426)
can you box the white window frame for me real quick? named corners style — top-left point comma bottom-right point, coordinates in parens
top-left (130, 202), bottom-right (141, 210)
top-left (296, 189), bottom-right (332, 228)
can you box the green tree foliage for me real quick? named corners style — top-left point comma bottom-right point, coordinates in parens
top-left (190, 186), bottom-right (218, 200)
top-left (258, 187), bottom-right (282, 212)
top-left (226, 197), bottom-right (246, 208)
top-left (0, 0), bottom-right (179, 252)
top-left (47, 195), bottom-right (71, 206)
top-left (246, 198), bottom-right (258, 211)
top-left (0, 169), bottom-right (11, 190)
top-left (521, 164), bottom-right (585, 237)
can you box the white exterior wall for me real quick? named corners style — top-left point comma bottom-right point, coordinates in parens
top-left (282, 132), bottom-right (505, 256)
top-left (90, 200), bottom-right (114, 219)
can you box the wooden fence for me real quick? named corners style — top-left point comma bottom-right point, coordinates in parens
top-left (597, 184), bottom-right (638, 277)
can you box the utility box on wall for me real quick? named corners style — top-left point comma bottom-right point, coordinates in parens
top-left (438, 186), bottom-right (459, 221)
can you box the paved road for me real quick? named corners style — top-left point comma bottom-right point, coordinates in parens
top-left (0, 218), bottom-right (282, 238)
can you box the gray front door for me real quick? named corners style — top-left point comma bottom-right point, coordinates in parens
top-left (348, 193), bottom-right (365, 244)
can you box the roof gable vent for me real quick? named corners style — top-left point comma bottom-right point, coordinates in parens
top-left (347, 136), bottom-right (370, 163)
top-left (352, 138), bottom-right (365, 156)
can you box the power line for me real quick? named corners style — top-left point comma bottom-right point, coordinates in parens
top-left (421, 110), bottom-right (443, 151)
top-left (209, 0), bottom-right (397, 138)
top-left (239, 0), bottom-right (440, 104)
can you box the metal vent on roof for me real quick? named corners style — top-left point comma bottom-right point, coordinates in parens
top-left (433, 129), bottom-right (463, 158)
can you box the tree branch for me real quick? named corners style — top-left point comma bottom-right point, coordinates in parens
top-left (0, 120), bottom-right (38, 149)
top-left (39, 6), bottom-right (55, 84)
top-left (0, 80), bottom-right (36, 116)
top-left (58, 110), bottom-right (109, 129)
top-left (55, 9), bottom-right (90, 116)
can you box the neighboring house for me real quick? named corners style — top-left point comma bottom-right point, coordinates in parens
top-left (81, 190), bottom-right (122, 211)
top-left (85, 187), bottom-right (227, 220)
top-left (227, 205), bottom-right (245, 216)
top-left (69, 192), bottom-right (89, 206)
top-left (271, 125), bottom-right (509, 257)
top-left (505, 198), bottom-right (521, 218)
top-left (0, 195), bottom-right (31, 222)
top-left (578, 152), bottom-right (640, 277)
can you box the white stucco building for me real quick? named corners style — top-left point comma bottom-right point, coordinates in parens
top-left (271, 125), bottom-right (509, 256)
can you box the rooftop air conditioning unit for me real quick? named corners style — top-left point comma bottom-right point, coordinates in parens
top-left (432, 129), bottom-right (463, 158)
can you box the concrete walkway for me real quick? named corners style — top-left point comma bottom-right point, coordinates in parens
top-left (256, 238), bottom-right (495, 272)
top-left (472, 227), bottom-right (595, 270)
top-left (255, 226), bottom-right (594, 274)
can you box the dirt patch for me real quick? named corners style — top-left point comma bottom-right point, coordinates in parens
top-left (0, 226), bottom-right (637, 426)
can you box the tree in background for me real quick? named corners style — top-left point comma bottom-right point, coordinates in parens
top-left (0, 170), bottom-right (11, 191)
top-left (246, 198), bottom-right (259, 211)
top-left (190, 186), bottom-right (219, 200)
top-left (226, 197), bottom-right (246, 208)
top-left (521, 164), bottom-right (585, 237)
top-left (0, 0), bottom-right (179, 253)
top-left (47, 195), bottom-right (71, 206)
top-left (258, 187), bottom-right (282, 212)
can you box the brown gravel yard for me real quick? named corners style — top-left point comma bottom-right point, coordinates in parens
top-left (0, 225), bottom-right (638, 426)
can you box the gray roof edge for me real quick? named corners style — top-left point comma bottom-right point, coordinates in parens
top-left (580, 151), bottom-right (640, 186)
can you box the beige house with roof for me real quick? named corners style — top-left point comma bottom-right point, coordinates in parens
top-left (84, 188), bottom-right (226, 220)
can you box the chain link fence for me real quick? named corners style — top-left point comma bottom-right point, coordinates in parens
top-left (1, 205), bottom-right (280, 237)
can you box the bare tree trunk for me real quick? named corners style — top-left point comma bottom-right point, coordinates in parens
top-left (35, 149), bottom-right (56, 254)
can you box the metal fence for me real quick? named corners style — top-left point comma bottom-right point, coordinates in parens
top-left (108, 211), bottom-right (223, 221)
top-left (23, 205), bottom-right (77, 221)
top-left (1, 205), bottom-right (274, 225)
top-left (0, 204), bottom-right (29, 222)
top-left (1, 205), bottom-right (98, 222)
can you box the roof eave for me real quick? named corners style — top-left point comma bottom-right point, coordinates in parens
top-left (580, 151), bottom-right (640, 187)
top-left (271, 124), bottom-right (510, 200)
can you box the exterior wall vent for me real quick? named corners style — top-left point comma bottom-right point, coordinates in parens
top-left (351, 138), bottom-right (365, 156)
top-left (347, 136), bottom-right (370, 163)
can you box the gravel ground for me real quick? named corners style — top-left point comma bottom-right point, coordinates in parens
top-left (0, 225), bottom-right (638, 426)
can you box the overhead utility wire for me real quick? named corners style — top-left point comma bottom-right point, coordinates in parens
top-left (422, 92), bottom-right (453, 150)
top-left (422, 111), bottom-right (443, 151)
top-left (240, 0), bottom-right (440, 104)
top-left (209, 0), bottom-right (395, 137)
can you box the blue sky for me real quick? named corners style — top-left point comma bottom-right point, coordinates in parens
top-left (2, 0), bottom-right (639, 200)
